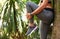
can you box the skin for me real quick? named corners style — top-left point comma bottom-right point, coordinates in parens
top-left (26, 0), bottom-right (52, 26)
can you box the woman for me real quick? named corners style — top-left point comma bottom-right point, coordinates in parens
top-left (25, 0), bottom-right (54, 39)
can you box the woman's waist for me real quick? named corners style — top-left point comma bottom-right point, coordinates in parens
top-left (46, 3), bottom-right (52, 8)
top-left (45, 6), bottom-right (52, 9)
top-left (40, 3), bottom-right (52, 8)
top-left (45, 3), bottom-right (53, 11)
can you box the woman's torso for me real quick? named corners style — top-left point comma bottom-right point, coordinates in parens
top-left (41, 0), bottom-right (52, 9)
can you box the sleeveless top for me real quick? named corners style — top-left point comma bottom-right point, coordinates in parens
top-left (41, 0), bottom-right (51, 3)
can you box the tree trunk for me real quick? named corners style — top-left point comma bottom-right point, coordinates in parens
top-left (51, 0), bottom-right (60, 39)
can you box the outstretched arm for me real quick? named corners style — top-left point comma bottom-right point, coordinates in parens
top-left (31, 0), bottom-right (48, 15)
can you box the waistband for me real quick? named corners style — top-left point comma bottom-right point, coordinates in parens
top-left (44, 8), bottom-right (54, 12)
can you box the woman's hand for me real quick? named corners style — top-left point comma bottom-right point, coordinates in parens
top-left (26, 13), bottom-right (32, 20)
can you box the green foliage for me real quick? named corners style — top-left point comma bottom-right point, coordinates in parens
top-left (30, 0), bottom-right (40, 4)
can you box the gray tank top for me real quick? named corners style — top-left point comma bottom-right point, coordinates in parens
top-left (41, 0), bottom-right (51, 3)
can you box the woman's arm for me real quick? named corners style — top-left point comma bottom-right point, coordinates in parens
top-left (31, 0), bottom-right (48, 15)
